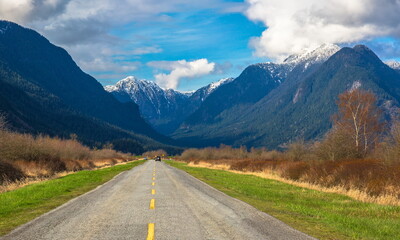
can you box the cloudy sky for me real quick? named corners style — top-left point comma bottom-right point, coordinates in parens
top-left (1, 0), bottom-right (400, 91)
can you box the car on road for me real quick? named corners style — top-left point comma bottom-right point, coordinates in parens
top-left (155, 156), bottom-right (161, 161)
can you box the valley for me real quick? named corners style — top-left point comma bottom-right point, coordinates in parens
top-left (1, 1), bottom-right (400, 238)
top-left (106, 44), bottom-right (400, 150)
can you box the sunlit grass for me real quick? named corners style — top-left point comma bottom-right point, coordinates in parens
top-left (166, 160), bottom-right (400, 240)
top-left (0, 160), bottom-right (145, 236)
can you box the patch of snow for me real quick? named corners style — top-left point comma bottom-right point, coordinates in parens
top-left (0, 22), bottom-right (11, 34)
top-left (104, 85), bottom-right (117, 92)
top-left (178, 90), bottom-right (195, 97)
top-left (201, 77), bottom-right (234, 100)
top-left (350, 80), bottom-right (362, 91)
top-left (207, 78), bottom-right (233, 93)
top-left (191, 77), bottom-right (235, 102)
top-left (254, 63), bottom-right (291, 83)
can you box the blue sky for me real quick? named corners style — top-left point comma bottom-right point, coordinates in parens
top-left (97, 8), bottom-right (266, 90)
top-left (1, 0), bottom-right (400, 91)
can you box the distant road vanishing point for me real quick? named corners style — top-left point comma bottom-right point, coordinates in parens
top-left (2, 160), bottom-right (316, 240)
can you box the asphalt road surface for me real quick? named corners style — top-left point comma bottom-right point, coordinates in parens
top-left (2, 160), bottom-right (317, 240)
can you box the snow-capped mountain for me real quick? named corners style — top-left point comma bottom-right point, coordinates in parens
top-left (106, 44), bottom-right (341, 136)
top-left (283, 43), bottom-right (341, 69)
top-left (190, 78), bottom-right (234, 102)
top-left (105, 76), bottom-right (190, 134)
top-left (248, 44), bottom-right (341, 86)
top-left (175, 44), bottom-right (400, 149)
top-left (207, 78), bottom-right (234, 94)
top-left (385, 60), bottom-right (400, 70)
top-left (251, 63), bottom-right (291, 84)
top-left (104, 76), bottom-right (166, 103)
top-left (174, 44), bottom-right (344, 144)
top-left (105, 76), bottom-right (233, 134)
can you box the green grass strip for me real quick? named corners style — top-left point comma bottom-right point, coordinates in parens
top-left (166, 160), bottom-right (400, 240)
top-left (0, 160), bottom-right (145, 236)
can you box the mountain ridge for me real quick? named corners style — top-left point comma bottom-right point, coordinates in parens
top-left (105, 76), bottom-right (233, 134)
top-left (172, 44), bottom-right (400, 148)
top-left (0, 20), bottom-right (178, 153)
top-left (178, 44), bottom-right (340, 131)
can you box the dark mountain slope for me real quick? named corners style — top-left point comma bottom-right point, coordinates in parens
top-left (0, 20), bottom-right (168, 141)
top-left (252, 46), bottom-right (400, 147)
top-left (0, 65), bottom-right (162, 152)
top-left (246, 45), bottom-right (400, 148)
top-left (0, 21), bottom-right (177, 153)
top-left (173, 45), bottom-right (400, 148)
top-left (183, 63), bottom-right (288, 126)
top-left (173, 44), bottom-right (340, 147)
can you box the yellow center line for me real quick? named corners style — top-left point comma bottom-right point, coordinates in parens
top-left (151, 189), bottom-right (156, 195)
top-left (146, 223), bottom-right (155, 240)
top-left (152, 182), bottom-right (155, 186)
top-left (152, 177), bottom-right (155, 181)
top-left (150, 199), bottom-right (155, 209)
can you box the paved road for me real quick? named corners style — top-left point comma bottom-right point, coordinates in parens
top-left (2, 160), bottom-right (316, 240)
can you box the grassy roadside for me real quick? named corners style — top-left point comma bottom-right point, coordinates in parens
top-left (0, 160), bottom-right (145, 236)
top-left (165, 160), bottom-right (400, 240)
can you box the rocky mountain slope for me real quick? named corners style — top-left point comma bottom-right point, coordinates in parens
top-left (105, 77), bottom-right (233, 134)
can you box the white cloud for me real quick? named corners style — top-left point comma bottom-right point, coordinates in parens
top-left (245, 0), bottom-right (400, 61)
top-left (65, 43), bottom-right (141, 74)
top-left (131, 46), bottom-right (163, 55)
top-left (0, 0), bottom-right (236, 82)
top-left (0, 0), bottom-right (32, 22)
top-left (1, 0), bottom-right (236, 46)
top-left (78, 57), bottom-right (140, 73)
top-left (0, 0), bottom-right (71, 23)
top-left (148, 59), bottom-right (215, 89)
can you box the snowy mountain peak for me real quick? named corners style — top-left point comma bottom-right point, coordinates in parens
top-left (190, 77), bottom-right (234, 102)
top-left (105, 76), bottom-right (171, 103)
top-left (284, 43), bottom-right (341, 68)
top-left (249, 44), bottom-right (341, 85)
top-left (105, 76), bottom-right (233, 134)
top-left (114, 76), bottom-right (158, 91)
top-left (385, 60), bottom-right (400, 70)
top-left (208, 78), bottom-right (234, 93)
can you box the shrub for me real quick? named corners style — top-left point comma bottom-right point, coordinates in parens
top-left (178, 144), bottom-right (400, 200)
top-left (285, 141), bottom-right (309, 161)
top-left (278, 161), bottom-right (309, 180)
top-left (0, 119), bottom-right (126, 184)
top-left (0, 161), bottom-right (25, 184)
top-left (313, 129), bottom-right (360, 161)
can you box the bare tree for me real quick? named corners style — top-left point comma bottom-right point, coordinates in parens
top-left (333, 89), bottom-right (384, 157)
